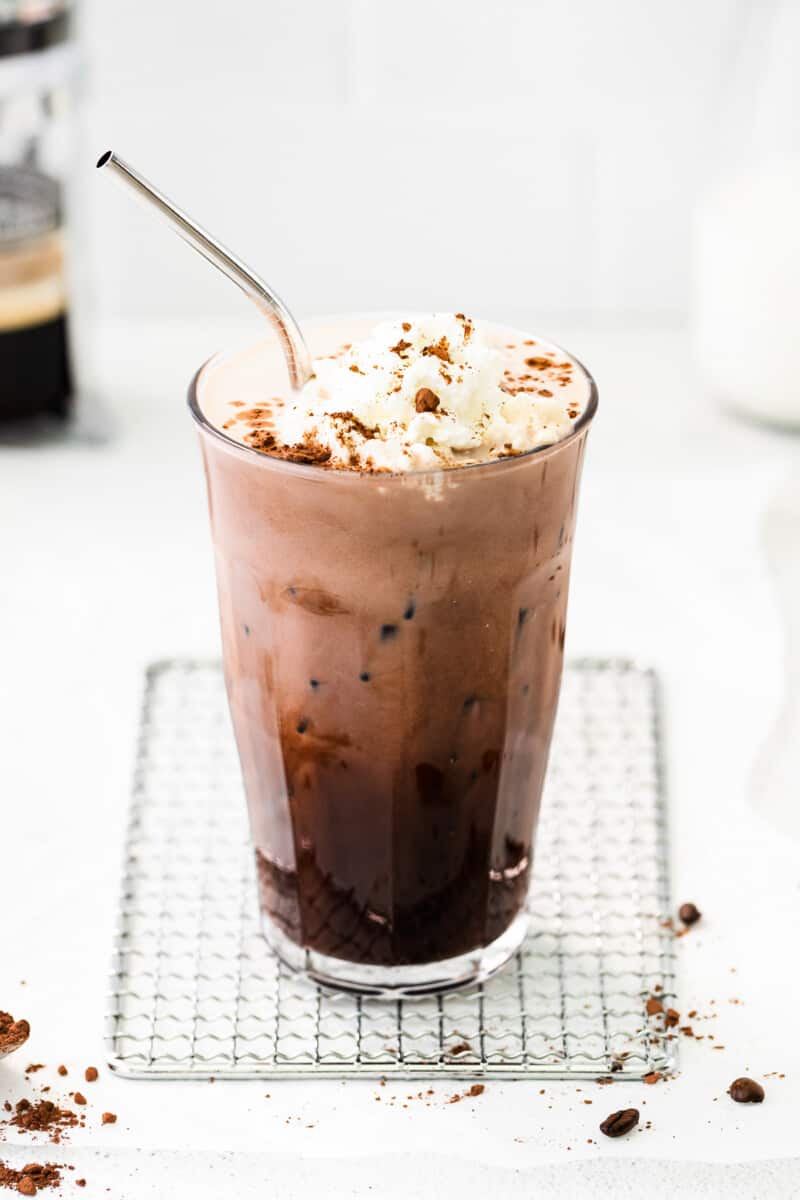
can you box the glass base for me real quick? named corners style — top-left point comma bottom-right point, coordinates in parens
top-left (259, 909), bottom-right (529, 998)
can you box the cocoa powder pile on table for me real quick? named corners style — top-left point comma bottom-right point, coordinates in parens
top-left (0, 1161), bottom-right (62, 1194)
top-left (4, 1099), bottom-right (81, 1143)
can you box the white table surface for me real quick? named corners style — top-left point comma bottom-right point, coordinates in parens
top-left (2, 317), bottom-right (800, 1198)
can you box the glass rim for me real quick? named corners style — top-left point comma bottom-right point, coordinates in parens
top-left (187, 331), bottom-right (598, 482)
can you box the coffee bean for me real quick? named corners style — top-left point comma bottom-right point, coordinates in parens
top-left (678, 902), bottom-right (701, 926)
top-left (599, 1108), bottom-right (639, 1138)
top-left (729, 1077), bottom-right (764, 1103)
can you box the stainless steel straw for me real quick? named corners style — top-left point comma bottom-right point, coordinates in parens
top-left (96, 150), bottom-right (313, 391)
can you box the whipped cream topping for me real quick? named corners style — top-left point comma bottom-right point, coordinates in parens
top-left (204, 314), bottom-right (591, 472)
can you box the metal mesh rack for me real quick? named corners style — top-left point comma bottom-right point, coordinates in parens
top-left (106, 658), bottom-right (676, 1080)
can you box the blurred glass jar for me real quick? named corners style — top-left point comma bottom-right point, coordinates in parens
top-left (693, 0), bottom-right (800, 428)
top-left (0, 0), bottom-right (88, 432)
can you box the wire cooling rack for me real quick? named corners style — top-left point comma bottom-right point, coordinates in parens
top-left (106, 658), bottom-right (676, 1080)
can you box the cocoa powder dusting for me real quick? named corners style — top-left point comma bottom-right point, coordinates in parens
top-left (245, 429), bottom-right (332, 465)
top-left (329, 411), bottom-right (377, 440)
top-left (454, 313), bottom-right (473, 340)
top-left (421, 337), bottom-right (452, 364)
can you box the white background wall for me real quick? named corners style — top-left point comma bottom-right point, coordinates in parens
top-left (81, 0), bottom-right (744, 327)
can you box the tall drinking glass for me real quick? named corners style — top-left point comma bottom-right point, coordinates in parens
top-left (190, 318), bottom-right (597, 996)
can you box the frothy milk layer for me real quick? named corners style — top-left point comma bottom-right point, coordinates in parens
top-left (198, 315), bottom-right (591, 472)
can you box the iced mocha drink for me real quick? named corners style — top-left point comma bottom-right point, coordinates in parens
top-left (191, 314), bottom-right (596, 995)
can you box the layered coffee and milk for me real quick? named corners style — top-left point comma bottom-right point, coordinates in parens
top-left (193, 314), bottom-right (595, 993)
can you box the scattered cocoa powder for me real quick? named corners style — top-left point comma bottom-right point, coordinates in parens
top-left (664, 1008), bottom-right (680, 1028)
top-left (56, 1068), bottom-right (67, 1078)
top-left (643, 1071), bottom-right (662, 1085)
top-left (448, 1084), bottom-right (484, 1104)
top-left (0, 1171), bottom-right (62, 1200)
top-left (72, 1094), bottom-right (86, 1107)
top-left (24, 1065), bottom-right (44, 1075)
top-left (12, 1164), bottom-right (63, 1195)
top-left (100, 1113), bottom-right (117, 1126)
top-left (6, 1099), bottom-right (80, 1143)
top-left (645, 997), bottom-right (664, 1016)
top-left (84, 1068), bottom-right (98, 1083)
